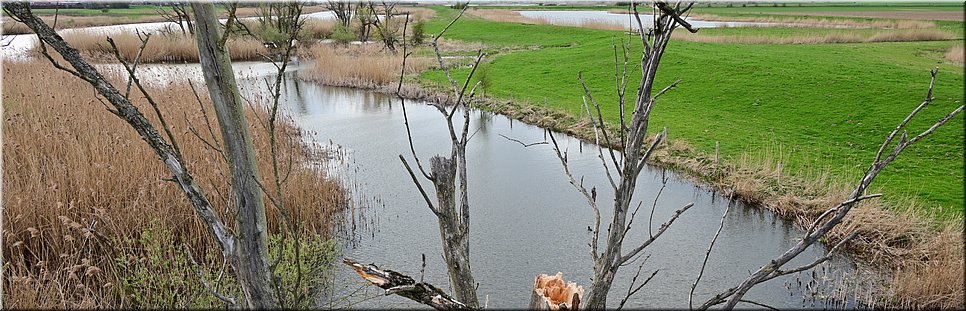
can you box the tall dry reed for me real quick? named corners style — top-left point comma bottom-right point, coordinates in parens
top-left (653, 139), bottom-right (963, 309)
top-left (687, 13), bottom-right (936, 29)
top-left (3, 59), bottom-right (346, 308)
top-left (674, 29), bottom-right (956, 44)
top-left (301, 43), bottom-right (431, 89)
top-left (46, 30), bottom-right (268, 63)
top-left (945, 45), bottom-right (963, 64)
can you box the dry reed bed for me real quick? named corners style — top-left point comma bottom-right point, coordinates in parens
top-left (684, 13), bottom-right (936, 29)
top-left (674, 29), bottom-right (957, 44)
top-left (3, 59), bottom-right (347, 308)
top-left (767, 11), bottom-right (965, 22)
top-left (300, 43), bottom-right (432, 89)
top-left (1, 5), bottom-right (329, 35)
top-left (40, 30), bottom-right (269, 63)
top-left (945, 45), bottom-right (963, 64)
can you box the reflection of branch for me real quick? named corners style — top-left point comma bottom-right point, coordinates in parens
top-left (343, 259), bottom-right (470, 310)
top-left (689, 202), bottom-right (731, 310)
top-left (498, 134), bottom-right (547, 148)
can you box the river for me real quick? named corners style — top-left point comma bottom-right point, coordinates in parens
top-left (2, 12), bottom-right (873, 310)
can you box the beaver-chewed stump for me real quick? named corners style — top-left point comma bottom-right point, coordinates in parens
top-left (529, 272), bottom-right (584, 310)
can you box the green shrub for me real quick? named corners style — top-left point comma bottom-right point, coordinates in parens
top-left (113, 220), bottom-right (337, 308)
top-left (330, 25), bottom-right (355, 44)
top-left (410, 19), bottom-right (425, 45)
top-left (113, 221), bottom-right (236, 308)
top-left (260, 25), bottom-right (288, 45)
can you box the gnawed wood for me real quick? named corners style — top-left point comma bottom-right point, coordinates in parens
top-left (529, 272), bottom-right (584, 310)
top-left (343, 258), bottom-right (471, 310)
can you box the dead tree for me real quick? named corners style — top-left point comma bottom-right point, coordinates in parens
top-left (156, 3), bottom-right (193, 35)
top-left (694, 69), bottom-right (963, 310)
top-left (369, 1), bottom-right (400, 53)
top-left (343, 6), bottom-right (485, 309)
top-left (326, 1), bottom-right (354, 28)
top-left (354, 3), bottom-right (377, 42)
top-left (190, 4), bottom-right (278, 307)
top-left (546, 2), bottom-right (699, 309)
top-left (3, 2), bottom-right (306, 308)
top-left (396, 6), bottom-right (484, 308)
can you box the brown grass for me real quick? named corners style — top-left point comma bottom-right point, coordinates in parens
top-left (44, 30), bottom-right (268, 63)
top-left (466, 8), bottom-right (627, 31)
top-left (3, 59), bottom-right (347, 308)
top-left (944, 45), bottom-right (963, 64)
top-left (768, 11), bottom-right (964, 22)
top-left (674, 29), bottom-right (956, 44)
top-left (689, 13), bottom-right (936, 29)
top-left (301, 19), bottom-right (338, 40)
top-left (1, 5), bottom-right (329, 35)
top-left (300, 43), bottom-right (431, 89)
top-left (653, 139), bottom-right (963, 309)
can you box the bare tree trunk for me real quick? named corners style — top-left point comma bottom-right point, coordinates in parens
top-left (429, 153), bottom-right (478, 307)
top-left (326, 1), bottom-right (353, 28)
top-left (547, 2), bottom-right (699, 309)
top-left (191, 3), bottom-right (278, 308)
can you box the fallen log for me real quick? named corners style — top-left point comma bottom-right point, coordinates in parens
top-left (343, 258), bottom-right (471, 310)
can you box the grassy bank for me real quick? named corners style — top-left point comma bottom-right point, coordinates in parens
top-left (295, 5), bottom-right (962, 308)
top-left (405, 6), bottom-right (962, 308)
top-left (420, 7), bottom-right (963, 218)
top-left (3, 59), bottom-right (347, 308)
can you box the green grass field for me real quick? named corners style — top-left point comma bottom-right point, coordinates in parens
top-left (419, 7), bottom-right (964, 220)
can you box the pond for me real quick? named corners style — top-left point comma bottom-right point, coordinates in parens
top-left (234, 67), bottom-right (871, 309)
top-left (3, 16), bottom-right (874, 309)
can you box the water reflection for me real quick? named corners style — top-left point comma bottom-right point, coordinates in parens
top-left (236, 69), bottom-right (868, 309)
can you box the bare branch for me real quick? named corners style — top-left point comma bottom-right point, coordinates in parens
top-left (690, 202), bottom-right (731, 310)
top-left (498, 134), bottom-right (548, 147)
top-left (343, 259), bottom-right (470, 310)
top-left (400, 155), bottom-right (439, 215)
top-left (618, 203), bottom-right (693, 266)
top-left (185, 245), bottom-right (238, 306)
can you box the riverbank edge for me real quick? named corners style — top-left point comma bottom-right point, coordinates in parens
top-left (296, 72), bottom-right (963, 309)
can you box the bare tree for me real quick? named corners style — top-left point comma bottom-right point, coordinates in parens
top-left (342, 6), bottom-right (485, 309)
top-left (4, 1), bottom-right (308, 308)
top-left (394, 6), bottom-right (485, 307)
top-left (190, 4), bottom-right (279, 307)
top-left (546, 2), bottom-right (699, 309)
top-left (369, 1), bottom-right (400, 53)
top-left (156, 3), bottom-right (193, 35)
top-left (354, 3), bottom-right (377, 42)
top-left (256, 2), bottom-right (303, 44)
top-left (326, 1), bottom-right (354, 28)
top-left (694, 69), bottom-right (963, 311)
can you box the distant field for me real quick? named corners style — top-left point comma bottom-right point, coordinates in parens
top-left (29, 5), bottom-right (166, 18)
top-left (692, 3), bottom-right (963, 13)
top-left (419, 6), bottom-right (964, 220)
